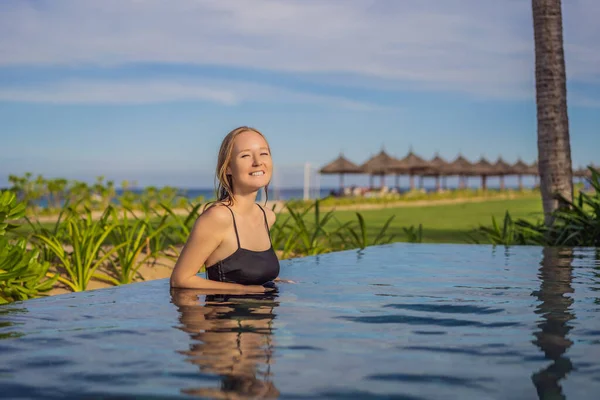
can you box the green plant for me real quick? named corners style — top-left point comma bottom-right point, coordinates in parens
top-left (284, 199), bottom-right (336, 256)
top-left (107, 207), bottom-right (170, 284)
top-left (0, 191), bottom-right (57, 304)
top-left (145, 212), bottom-right (173, 255)
top-left (548, 166), bottom-right (600, 246)
top-left (23, 202), bottom-right (72, 265)
top-left (403, 223), bottom-right (423, 243)
top-left (34, 206), bottom-right (126, 291)
top-left (473, 167), bottom-right (600, 247)
top-left (477, 211), bottom-right (521, 246)
top-left (269, 211), bottom-right (300, 259)
top-left (472, 211), bottom-right (545, 246)
top-left (337, 213), bottom-right (397, 249)
top-left (0, 191), bottom-right (25, 237)
top-left (159, 201), bottom-right (203, 257)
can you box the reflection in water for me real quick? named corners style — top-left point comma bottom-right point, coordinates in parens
top-left (171, 289), bottom-right (279, 399)
top-left (531, 248), bottom-right (575, 399)
top-left (595, 249), bottom-right (600, 306)
top-left (0, 307), bottom-right (26, 340)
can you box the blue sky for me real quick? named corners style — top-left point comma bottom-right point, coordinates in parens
top-left (1, 0), bottom-right (598, 189)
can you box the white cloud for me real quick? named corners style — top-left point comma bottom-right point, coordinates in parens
top-left (0, 78), bottom-right (384, 110)
top-left (0, 80), bottom-right (240, 105)
top-left (0, 0), bottom-right (598, 99)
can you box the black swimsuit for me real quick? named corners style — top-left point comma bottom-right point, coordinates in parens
top-left (206, 204), bottom-right (280, 286)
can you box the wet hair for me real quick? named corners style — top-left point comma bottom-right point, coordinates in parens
top-left (206, 126), bottom-right (271, 210)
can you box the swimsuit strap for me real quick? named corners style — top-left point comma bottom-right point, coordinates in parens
top-left (256, 204), bottom-right (271, 240)
top-left (224, 206), bottom-right (241, 249)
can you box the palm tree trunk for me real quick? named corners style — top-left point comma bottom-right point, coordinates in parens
top-left (532, 0), bottom-right (573, 227)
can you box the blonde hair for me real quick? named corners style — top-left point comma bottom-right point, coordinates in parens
top-left (207, 126), bottom-right (271, 209)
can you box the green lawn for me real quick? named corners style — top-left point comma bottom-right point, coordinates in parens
top-left (320, 197), bottom-right (544, 244)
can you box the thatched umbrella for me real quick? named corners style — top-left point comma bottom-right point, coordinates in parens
top-left (574, 164), bottom-right (597, 177)
top-left (526, 160), bottom-right (539, 175)
top-left (512, 158), bottom-right (531, 190)
top-left (572, 166), bottom-right (587, 178)
top-left (392, 150), bottom-right (430, 190)
top-left (574, 164), bottom-right (595, 186)
top-left (360, 150), bottom-right (398, 189)
top-left (492, 157), bottom-right (513, 191)
top-left (421, 153), bottom-right (451, 191)
top-left (446, 154), bottom-right (474, 189)
top-left (572, 166), bottom-right (589, 189)
top-left (526, 160), bottom-right (539, 185)
top-left (319, 154), bottom-right (363, 192)
top-left (472, 156), bottom-right (495, 191)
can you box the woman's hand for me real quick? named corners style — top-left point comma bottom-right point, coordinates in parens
top-left (246, 285), bottom-right (276, 293)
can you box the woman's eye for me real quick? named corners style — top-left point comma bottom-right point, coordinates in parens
top-left (241, 154), bottom-right (250, 158)
top-left (261, 152), bottom-right (270, 156)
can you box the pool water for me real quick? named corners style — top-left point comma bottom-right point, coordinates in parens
top-left (1, 243), bottom-right (599, 399)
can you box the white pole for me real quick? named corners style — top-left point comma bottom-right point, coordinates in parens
top-left (315, 172), bottom-right (321, 199)
top-left (271, 168), bottom-right (279, 201)
top-left (304, 162), bottom-right (310, 201)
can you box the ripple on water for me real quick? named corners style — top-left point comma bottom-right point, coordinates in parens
top-left (338, 314), bottom-right (522, 328)
top-left (382, 303), bottom-right (505, 314)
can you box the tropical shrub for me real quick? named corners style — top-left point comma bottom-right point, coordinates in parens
top-left (547, 167), bottom-right (600, 246)
top-left (283, 200), bottom-right (337, 256)
top-left (403, 223), bottom-right (423, 244)
top-left (23, 204), bottom-right (71, 265)
top-left (269, 210), bottom-right (301, 259)
top-left (107, 207), bottom-right (169, 284)
top-left (34, 206), bottom-right (126, 291)
top-left (471, 211), bottom-right (545, 246)
top-left (159, 202), bottom-right (203, 258)
top-left (335, 213), bottom-right (397, 249)
top-left (475, 166), bottom-right (600, 247)
top-left (0, 191), bottom-right (57, 304)
top-left (273, 201), bottom-right (400, 256)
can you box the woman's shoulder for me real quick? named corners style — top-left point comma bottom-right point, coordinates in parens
top-left (259, 204), bottom-right (277, 227)
top-left (197, 202), bottom-right (234, 228)
top-left (184, 202), bottom-right (233, 244)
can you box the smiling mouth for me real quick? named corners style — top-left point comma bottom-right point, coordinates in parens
top-left (250, 171), bottom-right (265, 176)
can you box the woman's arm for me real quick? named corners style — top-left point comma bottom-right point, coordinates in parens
top-left (170, 206), bottom-right (268, 292)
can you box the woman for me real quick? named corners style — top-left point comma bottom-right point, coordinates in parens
top-left (170, 126), bottom-right (280, 293)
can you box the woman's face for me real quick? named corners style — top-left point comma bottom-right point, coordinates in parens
top-left (227, 131), bottom-right (272, 193)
